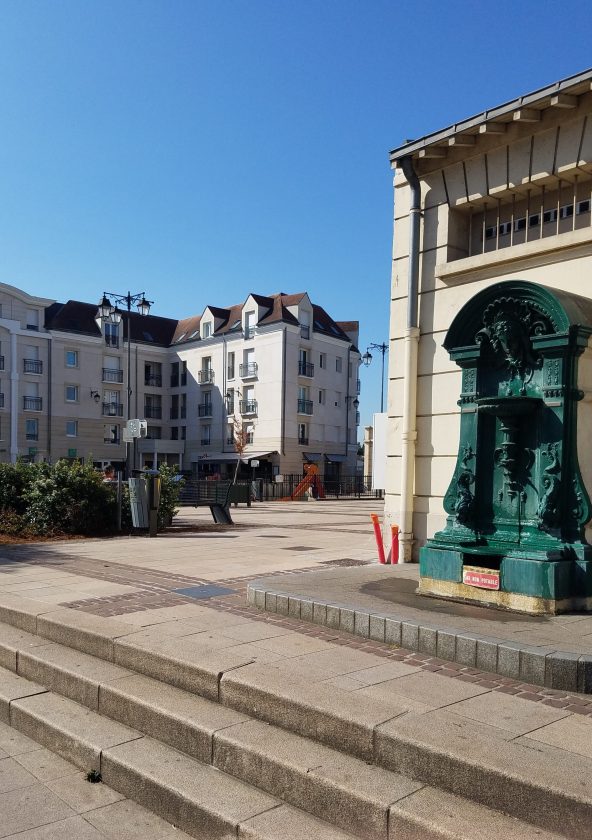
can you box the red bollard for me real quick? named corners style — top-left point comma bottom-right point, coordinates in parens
top-left (390, 525), bottom-right (400, 564)
top-left (371, 513), bottom-right (386, 564)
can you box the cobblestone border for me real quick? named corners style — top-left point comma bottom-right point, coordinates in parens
top-left (247, 581), bottom-right (592, 695)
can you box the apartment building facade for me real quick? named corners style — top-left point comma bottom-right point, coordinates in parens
top-left (0, 284), bottom-right (360, 477)
top-left (386, 68), bottom-right (592, 560)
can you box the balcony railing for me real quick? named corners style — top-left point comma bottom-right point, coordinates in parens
top-left (198, 369), bottom-right (214, 384)
top-left (104, 436), bottom-right (121, 445)
top-left (239, 362), bottom-right (258, 378)
top-left (198, 404), bottom-right (213, 418)
top-left (298, 436), bottom-right (309, 445)
top-left (200, 438), bottom-right (211, 446)
top-left (300, 325), bottom-right (310, 339)
top-left (0, 356), bottom-right (4, 371)
top-left (105, 335), bottom-right (119, 348)
top-left (24, 359), bottom-right (42, 374)
top-left (144, 406), bottom-right (162, 419)
top-left (297, 399), bottom-right (313, 415)
top-left (102, 368), bottom-right (123, 383)
top-left (26, 431), bottom-right (38, 441)
top-left (23, 396), bottom-right (42, 411)
top-left (240, 400), bottom-right (258, 415)
top-left (144, 374), bottom-right (162, 387)
top-left (298, 361), bottom-right (314, 377)
top-left (102, 402), bottom-right (123, 417)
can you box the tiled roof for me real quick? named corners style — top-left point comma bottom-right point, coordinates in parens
top-left (172, 315), bottom-right (201, 344)
top-left (46, 300), bottom-right (178, 346)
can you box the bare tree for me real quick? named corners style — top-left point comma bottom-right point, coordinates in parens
top-left (231, 414), bottom-right (249, 485)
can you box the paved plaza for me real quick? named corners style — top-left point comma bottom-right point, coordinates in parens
top-left (0, 499), bottom-right (591, 837)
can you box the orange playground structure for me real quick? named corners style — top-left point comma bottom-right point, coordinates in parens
top-left (281, 463), bottom-right (325, 501)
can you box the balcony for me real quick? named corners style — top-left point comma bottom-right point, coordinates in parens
top-left (298, 361), bottom-right (314, 377)
top-left (145, 374), bottom-right (162, 387)
top-left (105, 335), bottom-right (119, 348)
top-left (198, 403), bottom-right (213, 418)
top-left (298, 435), bottom-right (309, 445)
top-left (24, 359), bottom-right (42, 374)
top-left (23, 396), bottom-right (42, 411)
top-left (102, 402), bottom-right (124, 417)
top-left (103, 368), bottom-right (123, 383)
top-left (104, 436), bottom-right (121, 445)
top-left (198, 369), bottom-right (214, 384)
top-left (297, 399), bottom-right (313, 415)
top-left (144, 406), bottom-right (162, 419)
top-left (0, 356), bottom-right (4, 371)
top-left (240, 400), bottom-right (258, 415)
top-left (240, 362), bottom-right (258, 378)
top-left (300, 325), bottom-right (310, 339)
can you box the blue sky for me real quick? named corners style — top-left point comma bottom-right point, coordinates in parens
top-left (0, 0), bottom-right (590, 432)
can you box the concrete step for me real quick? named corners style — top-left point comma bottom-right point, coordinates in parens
top-left (0, 669), bottom-right (358, 840)
top-left (0, 663), bottom-right (567, 840)
top-left (0, 596), bottom-right (587, 837)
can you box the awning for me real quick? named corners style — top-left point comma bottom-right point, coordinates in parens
top-left (303, 452), bottom-right (322, 462)
top-left (325, 453), bottom-right (347, 463)
top-left (190, 450), bottom-right (277, 463)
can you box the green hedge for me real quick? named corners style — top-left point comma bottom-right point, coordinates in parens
top-left (0, 460), bottom-right (183, 537)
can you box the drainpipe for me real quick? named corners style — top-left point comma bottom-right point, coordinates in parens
top-left (398, 155), bottom-right (421, 562)
top-left (344, 346), bottom-right (351, 458)
top-left (10, 331), bottom-right (18, 463)
top-left (281, 327), bottom-right (287, 457)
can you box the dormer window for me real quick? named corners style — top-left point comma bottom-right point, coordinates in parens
top-left (202, 322), bottom-right (212, 339)
top-left (244, 310), bottom-right (255, 339)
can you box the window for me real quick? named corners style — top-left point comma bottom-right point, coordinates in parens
top-left (146, 426), bottom-right (162, 439)
top-left (244, 424), bottom-right (254, 445)
top-left (319, 353), bottom-right (326, 369)
top-left (202, 322), bottom-right (212, 339)
top-left (226, 388), bottom-right (235, 414)
top-left (171, 427), bottom-right (178, 440)
top-left (145, 362), bottom-right (162, 387)
top-left (181, 360), bottom-right (187, 386)
top-left (65, 350), bottom-right (78, 368)
top-left (26, 419), bottom-right (38, 441)
top-left (201, 424), bottom-right (211, 445)
top-left (105, 322), bottom-right (119, 347)
top-left (180, 425), bottom-right (186, 440)
top-left (26, 309), bottom-right (39, 330)
top-left (244, 310), bottom-right (255, 339)
top-left (104, 424), bottom-right (120, 444)
top-left (298, 423), bottom-right (308, 445)
top-left (170, 361), bottom-right (179, 387)
top-left (335, 391), bottom-right (341, 407)
top-left (227, 351), bottom-right (235, 380)
top-left (66, 421), bottom-right (78, 437)
top-left (318, 389), bottom-right (325, 405)
top-left (227, 423), bottom-right (234, 445)
top-left (65, 385), bottom-right (79, 403)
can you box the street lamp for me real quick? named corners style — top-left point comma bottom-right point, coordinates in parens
top-left (97, 291), bottom-right (153, 478)
top-left (362, 342), bottom-right (388, 413)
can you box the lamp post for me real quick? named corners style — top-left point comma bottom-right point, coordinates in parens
top-left (362, 342), bottom-right (388, 413)
top-left (97, 292), bottom-right (152, 479)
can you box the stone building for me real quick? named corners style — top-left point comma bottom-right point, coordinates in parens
top-left (0, 283), bottom-right (359, 478)
top-left (385, 68), bottom-right (592, 560)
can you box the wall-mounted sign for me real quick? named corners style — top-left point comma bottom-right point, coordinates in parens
top-left (463, 566), bottom-right (500, 590)
top-left (68, 449), bottom-right (77, 458)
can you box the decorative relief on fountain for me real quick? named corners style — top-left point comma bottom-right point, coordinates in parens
top-left (454, 445), bottom-right (475, 525)
top-left (536, 443), bottom-right (561, 532)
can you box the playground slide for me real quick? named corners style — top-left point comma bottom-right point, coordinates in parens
top-left (281, 464), bottom-right (325, 500)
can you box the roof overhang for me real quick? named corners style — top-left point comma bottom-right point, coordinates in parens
top-left (390, 68), bottom-right (592, 166)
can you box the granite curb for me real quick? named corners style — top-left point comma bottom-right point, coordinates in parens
top-left (247, 582), bottom-right (592, 694)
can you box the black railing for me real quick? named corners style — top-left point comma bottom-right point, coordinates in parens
top-left (240, 400), bottom-right (257, 414)
top-left (23, 396), bottom-right (42, 410)
top-left (198, 370), bottom-right (214, 384)
top-left (26, 432), bottom-right (38, 441)
top-left (103, 368), bottom-right (123, 383)
top-left (239, 362), bottom-right (258, 378)
top-left (102, 402), bottom-right (123, 417)
top-left (144, 406), bottom-right (162, 419)
top-left (200, 438), bottom-right (211, 446)
top-left (297, 399), bottom-right (313, 415)
top-left (298, 436), bottom-right (309, 445)
top-left (198, 404), bottom-right (213, 417)
top-left (24, 359), bottom-right (42, 374)
top-left (298, 361), bottom-right (314, 377)
top-left (145, 374), bottom-right (162, 387)
top-left (179, 475), bottom-right (382, 504)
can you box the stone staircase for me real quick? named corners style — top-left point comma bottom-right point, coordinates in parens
top-left (0, 592), bottom-right (588, 839)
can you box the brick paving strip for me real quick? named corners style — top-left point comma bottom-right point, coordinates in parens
top-left (9, 550), bottom-right (587, 712)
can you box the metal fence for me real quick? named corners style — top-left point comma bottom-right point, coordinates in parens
top-left (179, 475), bottom-right (382, 505)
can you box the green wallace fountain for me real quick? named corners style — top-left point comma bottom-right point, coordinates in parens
top-left (419, 280), bottom-right (592, 614)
